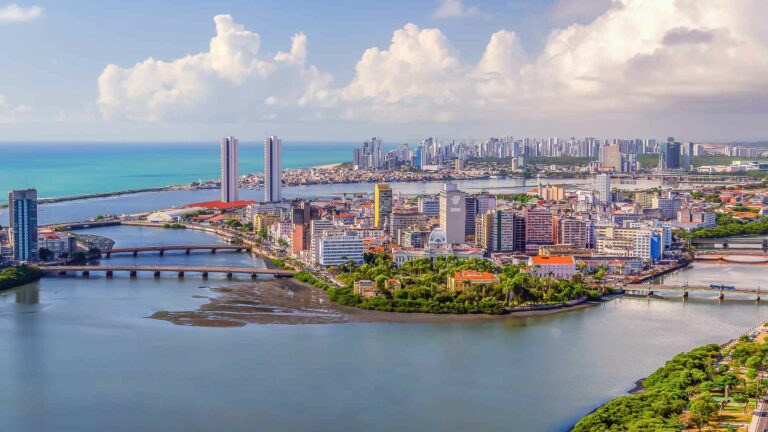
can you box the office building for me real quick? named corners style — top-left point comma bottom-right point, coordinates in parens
top-left (558, 218), bottom-right (591, 249)
top-left (417, 196), bottom-right (440, 216)
top-left (439, 183), bottom-right (466, 244)
top-left (8, 189), bottom-right (38, 261)
top-left (524, 207), bottom-right (554, 249)
top-left (478, 208), bottom-right (524, 253)
top-left (374, 183), bottom-right (392, 228)
top-left (264, 135), bottom-right (282, 202)
top-left (595, 174), bottom-right (612, 204)
top-left (603, 144), bottom-right (622, 172)
top-left (220, 136), bottom-right (239, 203)
top-left (317, 234), bottom-right (364, 267)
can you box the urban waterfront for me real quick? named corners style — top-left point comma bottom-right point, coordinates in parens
top-left (0, 225), bottom-right (766, 431)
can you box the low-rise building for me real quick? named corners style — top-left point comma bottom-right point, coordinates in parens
top-left (528, 256), bottom-right (577, 279)
top-left (446, 270), bottom-right (499, 292)
top-left (353, 280), bottom-right (378, 298)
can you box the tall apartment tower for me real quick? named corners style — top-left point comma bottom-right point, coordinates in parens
top-left (8, 189), bottom-right (38, 261)
top-left (220, 136), bottom-right (239, 203)
top-left (595, 173), bottom-right (612, 204)
top-left (264, 135), bottom-right (282, 202)
top-left (439, 183), bottom-right (466, 244)
top-left (374, 183), bottom-right (393, 228)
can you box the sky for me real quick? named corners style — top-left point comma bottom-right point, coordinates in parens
top-left (0, 0), bottom-right (767, 143)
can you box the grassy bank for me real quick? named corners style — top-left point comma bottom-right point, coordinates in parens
top-left (574, 328), bottom-right (768, 431)
top-left (0, 265), bottom-right (42, 291)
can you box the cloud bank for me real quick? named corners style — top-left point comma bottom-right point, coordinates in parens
top-left (97, 1), bottom-right (768, 135)
top-left (0, 3), bottom-right (43, 22)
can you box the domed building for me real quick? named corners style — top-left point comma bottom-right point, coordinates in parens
top-left (392, 227), bottom-right (484, 267)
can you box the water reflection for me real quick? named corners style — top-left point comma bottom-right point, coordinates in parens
top-left (15, 286), bottom-right (39, 305)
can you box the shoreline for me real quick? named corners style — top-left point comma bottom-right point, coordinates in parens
top-left (571, 317), bottom-right (768, 430)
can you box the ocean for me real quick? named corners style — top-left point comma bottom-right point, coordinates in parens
top-left (0, 141), bottom-right (357, 199)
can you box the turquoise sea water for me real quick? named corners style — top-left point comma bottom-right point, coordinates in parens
top-left (0, 142), bottom-right (356, 199)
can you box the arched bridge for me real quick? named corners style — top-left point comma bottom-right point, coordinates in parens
top-left (41, 265), bottom-right (294, 279)
top-left (102, 245), bottom-right (251, 258)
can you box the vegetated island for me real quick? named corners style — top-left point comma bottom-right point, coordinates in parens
top-left (573, 325), bottom-right (768, 431)
top-left (0, 265), bottom-right (42, 291)
top-left (295, 253), bottom-right (605, 315)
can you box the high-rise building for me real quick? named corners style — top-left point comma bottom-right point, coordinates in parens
top-left (373, 183), bottom-right (392, 228)
top-left (439, 183), bottom-right (466, 244)
top-left (558, 218), bottom-right (591, 249)
top-left (595, 174), bottom-right (612, 204)
top-left (524, 207), bottom-right (554, 248)
top-left (8, 189), bottom-right (38, 261)
top-left (220, 136), bottom-right (239, 203)
top-left (602, 144), bottom-right (622, 172)
top-left (478, 209), bottom-right (525, 253)
top-left (264, 135), bottom-right (282, 202)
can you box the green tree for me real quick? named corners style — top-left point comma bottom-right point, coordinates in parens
top-left (688, 392), bottom-right (718, 431)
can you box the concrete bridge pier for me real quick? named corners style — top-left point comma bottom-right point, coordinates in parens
top-left (106, 270), bottom-right (113, 278)
top-left (58, 270), bottom-right (66, 276)
top-left (132, 251), bottom-right (138, 257)
top-left (226, 272), bottom-right (233, 279)
top-left (158, 250), bottom-right (164, 256)
top-left (719, 290), bottom-right (725, 301)
top-left (201, 271), bottom-right (208, 279)
top-left (236, 248), bottom-right (242, 253)
top-left (211, 249), bottom-right (216, 254)
top-left (177, 271), bottom-right (184, 278)
top-left (185, 249), bottom-right (191, 255)
top-left (82, 270), bottom-right (89, 277)
top-left (683, 290), bottom-right (689, 300)
top-left (154, 271), bottom-right (161, 278)
top-left (105, 253), bottom-right (111, 259)
top-left (129, 270), bottom-right (137, 278)
top-left (251, 273), bottom-right (257, 279)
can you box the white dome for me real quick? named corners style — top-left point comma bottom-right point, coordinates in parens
top-left (428, 228), bottom-right (447, 245)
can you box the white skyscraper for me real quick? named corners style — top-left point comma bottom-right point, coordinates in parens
top-left (264, 135), bottom-right (282, 202)
top-left (220, 136), bottom-right (239, 203)
top-left (595, 173), bottom-right (612, 204)
top-left (439, 183), bottom-right (466, 244)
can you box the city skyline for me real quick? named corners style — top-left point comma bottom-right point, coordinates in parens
top-left (1, 0), bottom-right (767, 142)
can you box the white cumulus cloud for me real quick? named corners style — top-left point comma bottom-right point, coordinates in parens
top-left (95, 1), bottom-right (768, 138)
top-left (0, 3), bottom-right (43, 22)
top-left (97, 14), bottom-right (334, 123)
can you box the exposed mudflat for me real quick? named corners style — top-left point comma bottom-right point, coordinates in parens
top-left (149, 278), bottom-right (600, 327)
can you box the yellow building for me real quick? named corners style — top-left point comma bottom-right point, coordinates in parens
top-left (374, 183), bottom-right (392, 228)
top-left (253, 213), bottom-right (279, 233)
top-left (446, 270), bottom-right (500, 293)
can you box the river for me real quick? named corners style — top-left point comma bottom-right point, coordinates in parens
top-left (0, 177), bottom-right (673, 226)
top-left (0, 225), bottom-right (765, 431)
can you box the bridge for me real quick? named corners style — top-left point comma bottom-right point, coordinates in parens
top-left (40, 265), bottom-right (294, 279)
top-left (624, 284), bottom-right (762, 301)
top-left (101, 245), bottom-right (252, 258)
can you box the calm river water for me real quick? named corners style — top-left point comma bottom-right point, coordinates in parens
top-left (0, 225), bottom-right (765, 431)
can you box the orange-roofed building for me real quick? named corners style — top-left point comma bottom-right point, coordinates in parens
top-left (447, 270), bottom-right (500, 292)
top-left (528, 255), bottom-right (577, 280)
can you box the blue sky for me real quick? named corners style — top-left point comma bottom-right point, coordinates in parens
top-left (1, 0), bottom-right (766, 143)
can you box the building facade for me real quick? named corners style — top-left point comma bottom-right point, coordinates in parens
top-left (220, 136), bottom-right (239, 203)
top-left (374, 183), bottom-right (392, 228)
top-left (8, 189), bottom-right (38, 261)
top-left (264, 135), bottom-right (282, 202)
top-left (439, 183), bottom-right (466, 244)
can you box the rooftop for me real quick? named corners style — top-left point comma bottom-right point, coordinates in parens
top-left (530, 256), bottom-right (576, 265)
top-left (451, 270), bottom-right (499, 282)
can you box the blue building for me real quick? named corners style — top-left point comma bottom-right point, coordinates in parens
top-left (8, 189), bottom-right (38, 261)
top-left (650, 233), bottom-right (662, 262)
